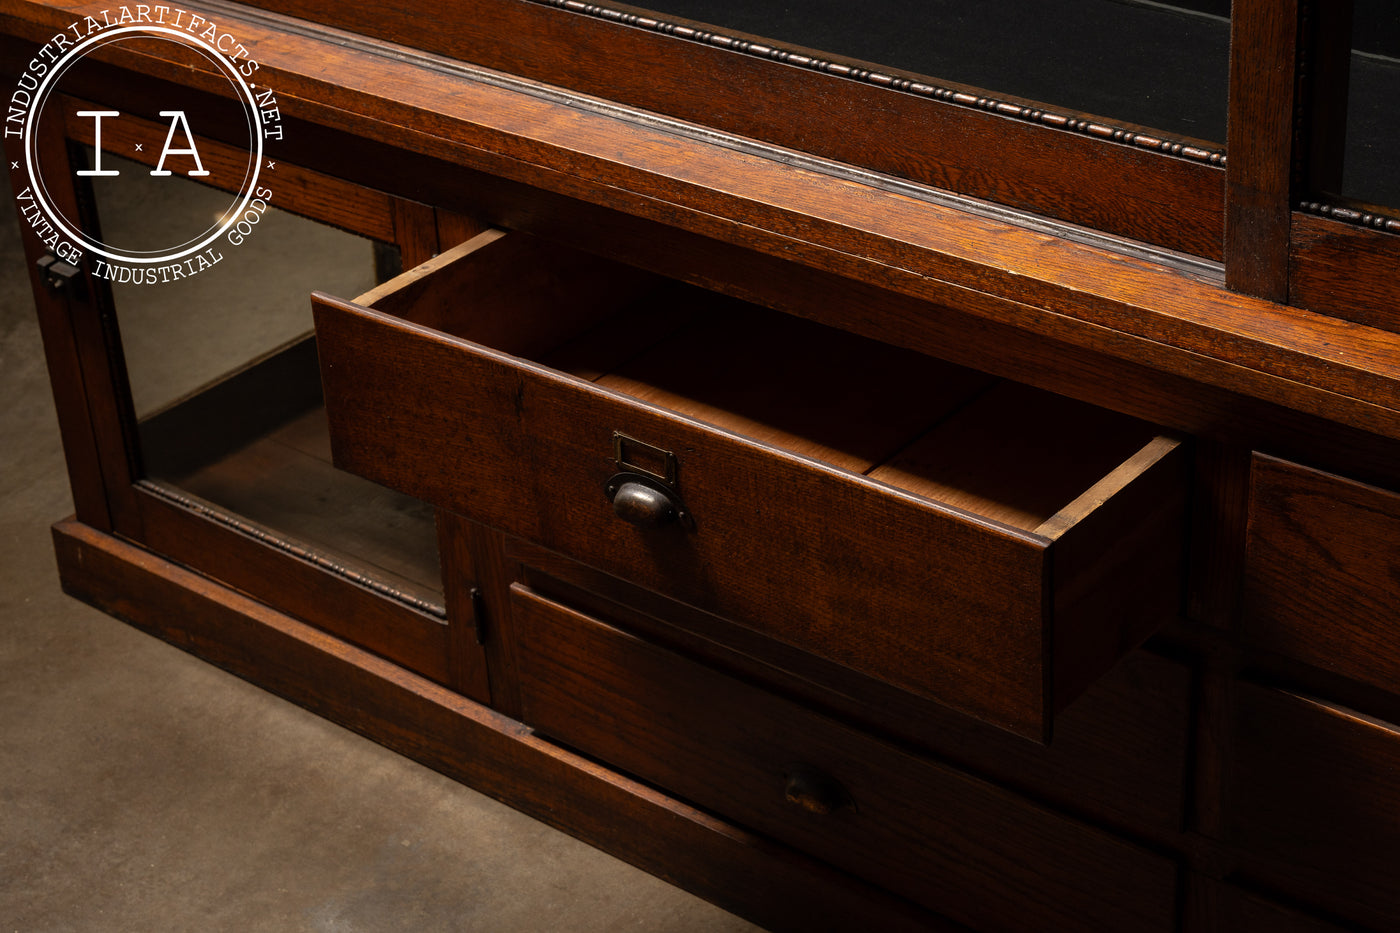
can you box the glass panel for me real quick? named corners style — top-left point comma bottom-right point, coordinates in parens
top-left (629, 0), bottom-right (1230, 144)
top-left (84, 152), bottom-right (443, 605)
top-left (1342, 0), bottom-right (1400, 210)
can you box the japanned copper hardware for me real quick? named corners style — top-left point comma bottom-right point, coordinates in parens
top-left (605, 432), bottom-right (693, 530)
top-left (783, 764), bottom-right (854, 816)
top-left (609, 479), bottom-right (678, 528)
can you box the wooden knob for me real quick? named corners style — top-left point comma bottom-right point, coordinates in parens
top-left (610, 480), bottom-right (678, 528)
top-left (783, 765), bottom-right (851, 816)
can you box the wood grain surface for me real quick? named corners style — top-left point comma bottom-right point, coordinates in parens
top-left (512, 585), bottom-right (1179, 933)
top-left (4, 2), bottom-right (1399, 441)
top-left (510, 537), bottom-right (1194, 840)
top-left (1229, 683), bottom-right (1400, 931)
top-left (227, 0), bottom-right (1227, 256)
top-left (1244, 453), bottom-right (1400, 697)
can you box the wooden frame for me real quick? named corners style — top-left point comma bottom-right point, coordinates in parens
top-left (5, 0), bottom-right (1397, 324)
top-left (1, 4), bottom-right (1396, 459)
top-left (1286, 0), bottom-right (1400, 326)
top-left (231, 0), bottom-right (1400, 324)
top-left (1227, 0), bottom-right (1400, 322)
top-left (234, 0), bottom-right (1229, 259)
top-left (2, 69), bottom-right (493, 699)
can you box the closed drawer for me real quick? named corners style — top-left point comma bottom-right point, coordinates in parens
top-left (313, 229), bottom-right (1187, 740)
top-left (1228, 682), bottom-right (1400, 931)
top-left (1245, 454), bottom-right (1400, 695)
top-left (512, 536), bottom-right (1196, 838)
top-left (510, 585), bottom-right (1179, 933)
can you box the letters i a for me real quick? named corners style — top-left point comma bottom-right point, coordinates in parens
top-left (75, 109), bottom-right (209, 177)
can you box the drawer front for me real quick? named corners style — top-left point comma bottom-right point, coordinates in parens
top-left (1244, 453), bottom-right (1400, 695)
top-left (313, 230), bottom-right (1186, 740)
top-left (1228, 682), bottom-right (1400, 931)
top-left (514, 535), bottom-right (1195, 837)
top-left (510, 585), bottom-right (1179, 933)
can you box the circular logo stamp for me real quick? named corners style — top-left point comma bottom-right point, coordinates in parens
top-left (7, 7), bottom-right (284, 285)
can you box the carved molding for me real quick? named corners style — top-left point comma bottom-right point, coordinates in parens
top-left (139, 479), bottom-right (448, 619)
top-left (534, 0), bottom-right (1228, 166)
top-left (1297, 201), bottom-right (1400, 233)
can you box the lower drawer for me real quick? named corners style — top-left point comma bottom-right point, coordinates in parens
top-left (1228, 682), bottom-right (1400, 931)
top-left (510, 585), bottom-right (1178, 933)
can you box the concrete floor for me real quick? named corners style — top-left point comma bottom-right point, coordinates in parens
top-left (0, 173), bottom-right (761, 930)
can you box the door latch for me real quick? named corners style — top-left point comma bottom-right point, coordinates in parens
top-left (36, 254), bottom-right (83, 297)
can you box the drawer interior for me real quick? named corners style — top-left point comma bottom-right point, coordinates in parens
top-left (370, 230), bottom-right (1162, 536)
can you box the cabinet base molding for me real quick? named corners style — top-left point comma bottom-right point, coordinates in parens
top-left (50, 518), bottom-right (950, 933)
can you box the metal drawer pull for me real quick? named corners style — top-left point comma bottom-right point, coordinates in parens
top-left (605, 432), bottom-right (693, 530)
top-left (609, 479), bottom-right (679, 528)
top-left (783, 764), bottom-right (853, 816)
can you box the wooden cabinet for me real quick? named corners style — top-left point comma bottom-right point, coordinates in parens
top-left (9, 1), bottom-right (1400, 930)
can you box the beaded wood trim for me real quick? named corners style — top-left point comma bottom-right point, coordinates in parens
top-left (534, 0), bottom-right (1229, 166)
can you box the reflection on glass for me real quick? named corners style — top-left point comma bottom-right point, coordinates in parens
top-left (85, 152), bottom-right (443, 604)
top-left (1342, 0), bottom-right (1400, 210)
top-left (90, 154), bottom-right (343, 419)
top-left (633, 0), bottom-right (1230, 143)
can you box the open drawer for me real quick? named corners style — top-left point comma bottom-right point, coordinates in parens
top-left (312, 229), bottom-right (1187, 741)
